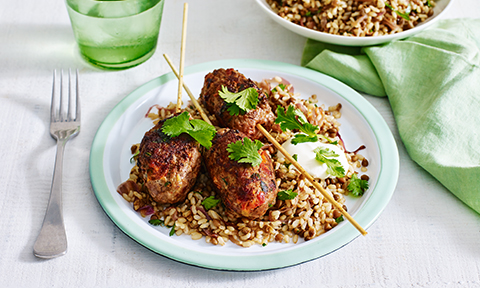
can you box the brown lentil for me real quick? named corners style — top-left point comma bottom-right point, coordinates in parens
top-left (118, 76), bottom-right (371, 247)
top-left (266, 0), bottom-right (436, 37)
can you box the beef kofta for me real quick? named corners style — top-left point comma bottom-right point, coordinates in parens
top-left (137, 115), bottom-right (202, 204)
top-left (203, 128), bottom-right (278, 219)
top-left (199, 68), bottom-right (276, 140)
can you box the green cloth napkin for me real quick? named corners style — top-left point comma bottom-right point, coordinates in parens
top-left (302, 19), bottom-right (480, 214)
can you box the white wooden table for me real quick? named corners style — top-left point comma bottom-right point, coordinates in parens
top-left (1, 0), bottom-right (479, 287)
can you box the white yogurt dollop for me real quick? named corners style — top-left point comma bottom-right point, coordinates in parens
top-left (277, 136), bottom-right (349, 180)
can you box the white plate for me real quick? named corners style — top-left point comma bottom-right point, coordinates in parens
top-left (255, 0), bottom-right (454, 46)
top-left (89, 59), bottom-right (399, 271)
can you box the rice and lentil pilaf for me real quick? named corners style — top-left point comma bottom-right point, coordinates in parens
top-left (117, 76), bottom-right (370, 247)
top-left (266, 0), bottom-right (436, 37)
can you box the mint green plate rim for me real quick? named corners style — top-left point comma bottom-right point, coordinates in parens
top-left (89, 59), bottom-right (399, 271)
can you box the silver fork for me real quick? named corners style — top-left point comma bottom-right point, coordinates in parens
top-left (33, 69), bottom-right (80, 259)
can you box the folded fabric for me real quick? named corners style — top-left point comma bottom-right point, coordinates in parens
top-left (302, 19), bottom-right (480, 214)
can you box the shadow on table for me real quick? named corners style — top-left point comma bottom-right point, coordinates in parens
top-left (0, 23), bottom-right (92, 78)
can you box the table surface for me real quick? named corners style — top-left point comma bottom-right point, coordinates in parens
top-left (1, 0), bottom-right (480, 287)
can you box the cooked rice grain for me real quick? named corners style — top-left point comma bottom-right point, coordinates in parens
top-left (266, 0), bottom-right (436, 37)
top-left (118, 77), bottom-right (370, 247)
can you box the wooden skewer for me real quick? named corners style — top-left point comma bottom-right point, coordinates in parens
top-left (164, 5), bottom-right (366, 235)
top-left (176, 3), bottom-right (188, 113)
top-left (165, 61), bottom-right (367, 235)
top-left (163, 54), bottom-right (212, 125)
top-left (256, 124), bottom-right (367, 236)
top-left (167, 62), bottom-right (368, 235)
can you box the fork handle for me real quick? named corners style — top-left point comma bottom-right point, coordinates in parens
top-left (33, 139), bottom-right (68, 258)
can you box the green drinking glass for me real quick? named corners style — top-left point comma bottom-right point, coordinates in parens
top-left (66, 0), bottom-right (164, 69)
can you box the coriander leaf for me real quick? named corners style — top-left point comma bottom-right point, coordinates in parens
top-left (149, 218), bottom-right (176, 236)
top-left (275, 105), bottom-right (304, 131)
top-left (169, 223), bottom-right (176, 236)
top-left (227, 103), bottom-right (241, 116)
top-left (235, 88), bottom-right (259, 112)
top-left (347, 173), bottom-right (369, 197)
top-left (316, 147), bottom-right (338, 158)
top-left (277, 189), bottom-right (298, 200)
top-left (301, 122), bottom-right (319, 136)
top-left (221, 178), bottom-right (228, 186)
top-left (218, 85), bottom-right (259, 115)
top-left (161, 112), bottom-right (216, 149)
top-left (405, 3), bottom-right (412, 14)
top-left (286, 154), bottom-right (297, 169)
top-left (291, 134), bottom-right (319, 145)
top-left (275, 105), bottom-right (319, 144)
top-left (187, 119), bottom-right (217, 149)
top-left (427, 0), bottom-right (432, 7)
top-left (313, 147), bottom-right (346, 178)
top-left (226, 137), bottom-right (264, 166)
top-left (218, 85), bottom-right (241, 103)
top-left (293, 107), bottom-right (309, 124)
top-left (335, 215), bottom-right (344, 223)
top-left (201, 196), bottom-right (221, 210)
top-left (161, 112), bottom-right (191, 137)
top-left (130, 149), bottom-right (139, 164)
top-left (385, 2), bottom-right (410, 20)
top-left (271, 83), bottom-right (286, 93)
top-left (319, 134), bottom-right (338, 145)
top-left (148, 219), bottom-right (165, 226)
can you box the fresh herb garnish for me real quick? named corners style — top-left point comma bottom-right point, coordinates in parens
top-left (218, 85), bottom-right (259, 115)
top-left (313, 147), bottom-right (346, 178)
top-left (347, 173), bottom-right (369, 196)
top-left (275, 105), bottom-right (319, 145)
top-left (221, 178), bottom-right (229, 187)
top-left (149, 218), bottom-right (176, 237)
top-left (319, 134), bottom-right (338, 145)
top-left (201, 196), bottom-right (221, 210)
top-left (148, 219), bottom-right (164, 226)
top-left (385, 2), bottom-right (411, 21)
top-left (161, 112), bottom-right (216, 149)
top-left (291, 134), bottom-right (319, 145)
top-left (164, 181), bottom-right (171, 187)
top-left (277, 189), bottom-right (298, 200)
top-left (286, 154), bottom-right (298, 169)
top-left (335, 215), bottom-right (344, 223)
top-left (427, 0), bottom-right (432, 7)
top-left (130, 149), bottom-right (139, 164)
top-left (169, 223), bottom-right (176, 236)
top-left (226, 137), bottom-right (264, 167)
top-left (272, 83), bottom-right (287, 93)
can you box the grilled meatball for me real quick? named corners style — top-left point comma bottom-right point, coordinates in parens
top-left (204, 128), bottom-right (278, 219)
top-left (137, 115), bottom-right (202, 204)
top-left (199, 68), bottom-right (276, 140)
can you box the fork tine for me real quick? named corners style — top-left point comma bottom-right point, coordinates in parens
top-left (51, 70), bottom-right (57, 122)
top-left (59, 70), bottom-right (65, 122)
top-left (67, 69), bottom-right (72, 122)
top-left (75, 69), bottom-right (80, 122)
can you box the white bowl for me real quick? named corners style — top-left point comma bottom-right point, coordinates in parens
top-left (255, 0), bottom-right (454, 46)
